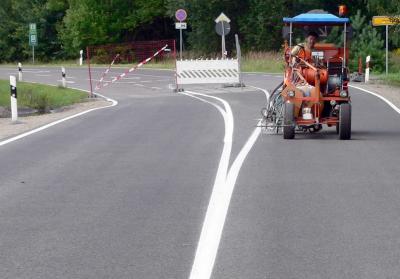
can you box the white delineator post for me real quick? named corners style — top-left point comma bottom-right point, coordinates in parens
top-left (10, 75), bottom-right (18, 122)
top-left (61, 67), bottom-right (67, 88)
top-left (79, 50), bottom-right (83, 66)
top-left (18, 62), bottom-right (22, 81)
top-left (365, 55), bottom-right (370, 83)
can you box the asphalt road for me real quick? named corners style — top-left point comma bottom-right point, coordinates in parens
top-left (0, 66), bottom-right (399, 279)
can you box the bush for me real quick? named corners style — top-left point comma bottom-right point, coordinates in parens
top-left (349, 10), bottom-right (385, 73)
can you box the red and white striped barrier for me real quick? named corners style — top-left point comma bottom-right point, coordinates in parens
top-left (95, 53), bottom-right (120, 90)
top-left (96, 44), bottom-right (168, 90)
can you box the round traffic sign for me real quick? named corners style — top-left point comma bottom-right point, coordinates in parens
top-left (175, 9), bottom-right (187, 22)
top-left (215, 21), bottom-right (231, 36)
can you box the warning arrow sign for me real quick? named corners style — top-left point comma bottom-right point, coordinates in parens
top-left (215, 12), bottom-right (231, 23)
top-left (372, 16), bottom-right (400, 26)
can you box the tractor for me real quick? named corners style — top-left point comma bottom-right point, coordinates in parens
top-left (261, 11), bottom-right (352, 139)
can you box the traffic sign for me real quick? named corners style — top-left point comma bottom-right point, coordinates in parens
top-left (372, 16), bottom-right (400, 26)
top-left (372, 16), bottom-right (399, 75)
top-left (175, 9), bottom-right (187, 22)
top-left (29, 34), bottom-right (38, 46)
top-left (175, 9), bottom-right (187, 60)
top-left (175, 22), bottom-right (187, 29)
top-left (215, 12), bottom-right (231, 23)
top-left (29, 23), bottom-right (36, 32)
top-left (215, 21), bottom-right (231, 36)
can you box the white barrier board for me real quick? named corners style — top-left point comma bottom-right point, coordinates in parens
top-left (176, 59), bottom-right (240, 85)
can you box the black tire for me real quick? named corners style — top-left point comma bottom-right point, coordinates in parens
top-left (283, 102), bottom-right (295, 139)
top-left (336, 123), bottom-right (339, 134)
top-left (339, 103), bottom-right (351, 140)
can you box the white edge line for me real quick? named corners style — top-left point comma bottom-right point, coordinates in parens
top-left (349, 84), bottom-right (400, 114)
top-left (0, 87), bottom-right (118, 147)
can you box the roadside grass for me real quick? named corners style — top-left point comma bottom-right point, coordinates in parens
top-left (370, 52), bottom-right (400, 87)
top-left (372, 73), bottom-right (400, 87)
top-left (1, 51), bottom-right (285, 73)
top-left (241, 51), bottom-right (284, 73)
top-left (0, 79), bottom-right (87, 113)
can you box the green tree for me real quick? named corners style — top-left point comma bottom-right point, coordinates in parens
top-left (350, 10), bottom-right (385, 72)
top-left (0, 0), bottom-right (68, 62)
top-left (238, 0), bottom-right (292, 51)
top-left (60, 0), bottom-right (168, 56)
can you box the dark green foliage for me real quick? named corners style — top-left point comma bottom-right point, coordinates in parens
top-left (349, 10), bottom-right (385, 72)
top-left (0, 0), bottom-right (398, 74)
top-left (0, 0), bottom-right (68, 62)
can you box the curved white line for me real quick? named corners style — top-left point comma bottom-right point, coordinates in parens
top-left (248, 85), bottom-right (270, 105)
top-left (0, 88), bottom-right (118, 147)
top-left (182, 90), bottom-right (233, 279)
top-left (181, 92), bottom-right (226, 119)
top-left (184, 87), bottom-right (269, 279)
top-left (349, 85), bottom-right (400, 115)
top-left (183, 91), bottom-right (233, 197)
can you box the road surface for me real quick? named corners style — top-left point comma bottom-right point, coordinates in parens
top-left (0, 66), bottom-right (399, 279)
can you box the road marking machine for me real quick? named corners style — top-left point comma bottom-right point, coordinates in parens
top-left (261, 10), bottom-right (352, 139)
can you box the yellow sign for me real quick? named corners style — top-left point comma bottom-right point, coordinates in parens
top-left (372, 16), bottom-right (400, 26)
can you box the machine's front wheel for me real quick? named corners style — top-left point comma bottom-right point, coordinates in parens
top-left (339, 103), bottom-right (351, 140)
top-left (283, 102), bottom-right (295, 139)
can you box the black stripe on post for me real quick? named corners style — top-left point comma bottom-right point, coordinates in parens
top-left (10, 85), bottom-right (17, 98)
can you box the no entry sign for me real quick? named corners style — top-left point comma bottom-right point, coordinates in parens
top-left (175, 9), bottom-right (187, 22)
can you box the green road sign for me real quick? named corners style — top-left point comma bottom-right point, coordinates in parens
top-left (29, 33), bottom-right (38, 46)
top-left (29, 23), bottom-right (36, 32)
top-left (29, 23), bottom-right (38, 46)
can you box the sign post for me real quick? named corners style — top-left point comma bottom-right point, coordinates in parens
top-left (372, 16), bottom-right (400, 75)
top-left (61, 67), bottom-right (67, 88)
top-left (79, 50), bottom-right (83, 66)
top-left (215, 13), bottom-right (231, 59)
top-left (29, 23), bottom-right (38, 64)
top-left (365, 55), bottom-right (371, 83)
top-left (10, 76), bottom-right (18, 122)
top-left (18, 62), bottom-right (22, 81)
top-left (175, 9), bottom-right (187, 61)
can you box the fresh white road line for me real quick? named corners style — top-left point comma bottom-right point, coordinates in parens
top-left (108, 81), bottom-right (139, 84)
top-left (248, 85), bottom-right (270, 104)
top-left (185, 90), bottom-right (234, 182)
top-left (183, 91), bottom-right (233, 279)
top-left (349, 85), bottom-right (400, 115)
top-left (0, 89), bottom-right (118, 147)
top-left (151, 87), bottom-right (162, 90)
top-left (20, 70), bottom-right (51, 73)
top-left (134, 73), bottom-right (170, 78)
top-left (57, 80), bottom-right (75, 84)
top-left (35, 74), bottom-right (52, 77)
top-left (118, 77), bottom-right (141, 80)
top-left (184, 87), bottom-right (269, 279)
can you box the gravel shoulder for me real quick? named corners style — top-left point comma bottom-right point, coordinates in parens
top-left (0, 98), bottom-right (112, 141)
top-left (350, 81), bottom-right (400, 108)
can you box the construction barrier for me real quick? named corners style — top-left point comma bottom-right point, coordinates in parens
top-left (176, 58), bottom-right (240, 85)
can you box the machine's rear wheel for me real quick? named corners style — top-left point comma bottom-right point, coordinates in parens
top-left (339, 103), bottom-right (351, 140)
top-left (283, 102), bottom-right (295, 139)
